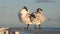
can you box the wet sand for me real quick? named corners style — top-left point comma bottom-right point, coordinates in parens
top-left (9, 27), bottom-right (60, 34)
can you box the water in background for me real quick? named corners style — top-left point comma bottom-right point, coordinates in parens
top-left (0, 0), bottom-right (60, 28)
top-left (17, 28), bottom-right (60, 34)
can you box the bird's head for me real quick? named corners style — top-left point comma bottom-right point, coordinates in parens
top-left (37, 8), bottom-right (43, 13)
top-left (23, 6), bottom-right (28, 11)
top-left (20, 6), bottom-right (29, 15)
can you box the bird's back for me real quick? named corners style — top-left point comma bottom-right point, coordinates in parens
top-left (18, 9), bottom-right (32, 24)
top-left (30, 11), bottom-right (46, 25)
top-left (35, 11), bottom-right (46, 23)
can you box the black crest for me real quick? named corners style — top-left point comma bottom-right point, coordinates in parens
top-left (37, 8), bottom-right (43, 12)
top-left (23, 6), bottom-right (28, 11)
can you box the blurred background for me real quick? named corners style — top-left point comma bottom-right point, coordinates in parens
top-left (0, 0), bottom-right (60, 28)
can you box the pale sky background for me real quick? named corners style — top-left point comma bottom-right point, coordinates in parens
top-left (0, 0), bottom-right (60, 28)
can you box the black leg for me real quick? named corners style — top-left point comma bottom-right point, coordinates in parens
top-left (39, 24), bottom-right (40, 29)
top-left (34, 25), bottom-right (36, 29)
top-left (27, 24), bottom-right (29, 29)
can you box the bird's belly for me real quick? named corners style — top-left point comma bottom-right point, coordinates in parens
top-left (21, 17), bottom-right (32, 24)
top-left (32, 18), bottom-right (41, 25)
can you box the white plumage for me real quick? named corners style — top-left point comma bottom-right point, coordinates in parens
top-left (31, 11), bottom-right (46, 25)
top-left (18, 6), bottom-right (32, 28)
top-left (18, 7), bottom-right (32, 25)
top-left (18, 7), bottom-right (46, 29)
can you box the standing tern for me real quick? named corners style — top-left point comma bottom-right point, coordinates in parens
top-left (30, 8), bottom-right (47, 29)
top-left (18, 7), bottom-right (50, 29)
top-left (18, 6), bottom-right (32, 29)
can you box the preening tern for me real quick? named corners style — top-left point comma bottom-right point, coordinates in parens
top-left (18, 6), bottom-right (32, 29)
